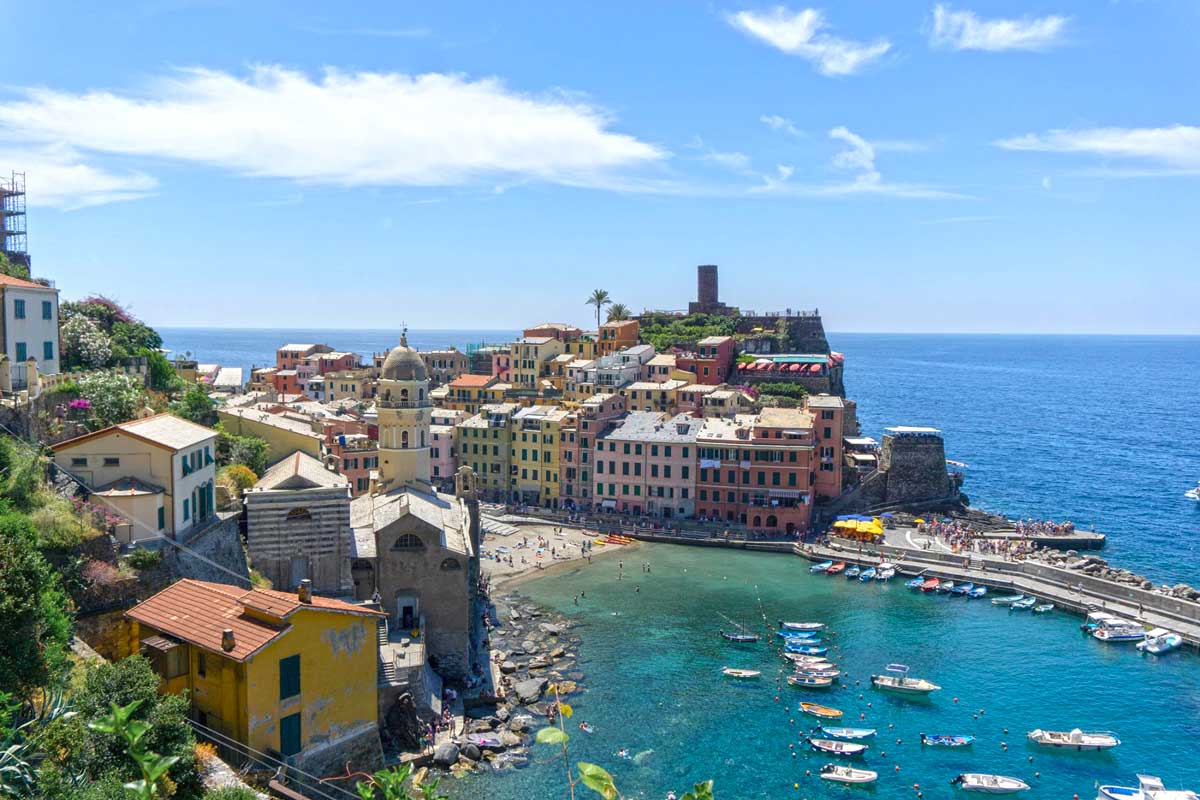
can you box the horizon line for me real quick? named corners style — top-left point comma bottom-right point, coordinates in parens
top-left (153, 325), bottom-right (1200, 337)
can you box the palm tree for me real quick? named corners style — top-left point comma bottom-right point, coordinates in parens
top-left (606, 303), bottom-right (631, 322)
top-left (586, 289), bottom-right (611, 328)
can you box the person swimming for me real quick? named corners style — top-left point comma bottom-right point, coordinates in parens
top-left (579, 722), bottom-right (595, 733)
top-left (616, 748), bottom-right (631, 759)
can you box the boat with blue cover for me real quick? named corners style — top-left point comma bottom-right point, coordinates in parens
top-left (950, 582), bottom-right (974, 596)
top-left (968, 586), bottom-right (988, 599)
top-left (786, 643), bottom-right (828, 656)
top-left (905, 577), bottom-right (926, 589)
top-left (845, 566), bottom-right (861, 579)
top-left (921, 733), bottom-right (975, 747)
top-left (1011, 596), bottom-right (1038, 610)
top-left (776, 629), bottom-right (818, 639)
top-left (810, 561), bottom-right (833, 574)
top-left (859, 567), bottom-right (877, 581)
top-left (1097, 774), bottom-right (1198, 800)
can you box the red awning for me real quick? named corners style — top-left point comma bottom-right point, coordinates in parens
top-left (809, 364), bottom-right (822, 374)
top-left (789, 363), bottom-right (801, 372)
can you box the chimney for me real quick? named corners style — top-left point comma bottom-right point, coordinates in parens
top-left (298, 579), bottom-right (313, 604)
top-left (221, 628), bottom-right (235, 652)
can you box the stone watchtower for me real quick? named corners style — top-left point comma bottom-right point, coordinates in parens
top-left (688, 264), bottom-right (735, 316)
top-left (375, 332), bottom-right (431, 490)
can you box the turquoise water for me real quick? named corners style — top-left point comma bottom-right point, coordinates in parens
top-left (459, 544), bottom-right (1200, 800)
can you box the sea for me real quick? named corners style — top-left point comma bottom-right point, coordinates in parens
top-left (159, 328), bottom-right (1200, 799)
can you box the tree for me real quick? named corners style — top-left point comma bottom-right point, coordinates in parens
top-left (145, 351), bottom-right (182, 394)
top-left (218, 464), bottom-right (257, 493)
top-left (585, 289), bottom-right (611, 329)
top-left (78, 372), bottom-right (143, 430)
top-left (606, 303), bottom-right (631, 322)
top-left (171, 385), bottom-right (213, 424)
top-left (0, 251), bottom-right (30, 281)
top-left (0, 509), bottom-right (72, 695)
top-left (110, 322), bottom-right (163, 361)
top-left (215, 424), bottom-right (269, 475)
top-left (61, 316), bottom-right (114, 370)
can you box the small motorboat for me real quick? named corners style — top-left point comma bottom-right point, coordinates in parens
top-left (877, 567), bottom-right (896, 581)
top-left (810, 561), bottom-right (834, 573)
top-left (826, 562), bottom-right (847, 575)
top-left (859, 567), bottom-right (877, 581)
top-left (1138, 628), bottom-right (1183, 655)
top-left (935, 580), bottom-right (956, 594)
top-left (1011, 596), bottom-right (1038, 610)
top-left (951, 773), bottom-right (1030, 794)
top-left (786, 643), bottom-right (828, 656)
top-left (1033, 603), bottom-right (1055, 614)
top-left (845, 566), bottom-right (861, 579)
top-left (1098, 774), bottom-right (1199, 800)
top-left (720, 630), bottom-right (759, 643)
top-left (950, 582), bottom-right (974, 596)
top-left (820, 727), bottom-right (876, 740)
top-left (920, 577), bottom-right (940, 592)
top-left (1092, 619), bottom-right (1146, 643)
top-left (1026, 728), bottom-right (1119, 750)
top-left (1186, 481), bottom-right (1200, 501)
top-left (905, 577), bottom-right (926, 589)
top-left (783, 653), bottom-right (833, 667)
top-left (789, 675), bottom-right (833, 688)
top-left (795, 668), bottom-right (840, 678)
top-left (876, 561), bottom-right (896, 574)
top-left (921, 733), bottom-right (975, 747)
top-left (780, 621), bottom-right (825, 632)
top-left (721, 667), bottom-right (761, 679)
top-left (968, 586), bottom-right (988, 599)
top-left (800, 702), bottom-right (843, 719)
top-left (992, 594), bottom-right (1026, 606)
top-left (871, 664), bottom-right (941, 695)
top-left (819, 763), bottom-right (878, 784)
top-left (1081, 610), bottom-right (1115, 631)
top-left (808, 737), bottom-right (868, 756)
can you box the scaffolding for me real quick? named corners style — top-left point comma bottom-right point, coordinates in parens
top-left (1, 171), bottom-right (29, 266)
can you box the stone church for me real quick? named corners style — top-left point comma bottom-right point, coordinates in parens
top-left (348, 333), bottom-right (481, 681)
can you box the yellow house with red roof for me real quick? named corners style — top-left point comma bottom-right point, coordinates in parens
top-left (124, 578), bottom-right (384, 774)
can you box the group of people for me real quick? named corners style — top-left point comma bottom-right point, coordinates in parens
top-left (917, 519), bottom-right (1039, 561)
top-left (1014, 518), bottom-right (1077, 535)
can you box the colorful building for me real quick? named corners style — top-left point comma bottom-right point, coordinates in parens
top-left (509, 336), bottom-right (567, 393)
top-left (616, 379), bottom-right (686, 413)
top-left (806, 394), bottom-right (846, 499)
top-left (420, 349), bottom-right (470, 387)
top-left (675, 335), bottom-right (736, 385)
top-left (442, 373), bottom-right (503, 414)
top-left (454, 403), bottom-right (519, 501)
top-left (597, 319), bottom-right (639, 355)
top-left (559, 393), bottom-right (626, 509)
top-left (218, 406), bottom-right (323, 463)
top-left (125, 579), bottom-right (384, 774)
top-left (593, 411), bottom-right (701, 518)
top-left (509, 404), bottom-right (568, 507)
top-left (430, 409), bottom-right (466, 485)
top-left (0, 272), bottom-right (59, 391)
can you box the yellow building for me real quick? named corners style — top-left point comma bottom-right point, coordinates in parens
top-left (441, 373), bottom-right (500, 414)
top-left (510, 404), bottom-right (568, 508)
top-left (454, 403), bottom-right (519, 501)
top-left (509, 336), bottom-right (566, 393)
top-left (125, 578), bottom-right (384, 774)
top-left (616, 379), bottom-right (687, 413)
top-left (217, 406), bottom-right (323, 463)
top-left (320, 367), bottom-right (374, 402)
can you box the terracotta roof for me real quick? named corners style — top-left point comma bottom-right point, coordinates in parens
top-left (450, 374), bottom-right (495, 388)
top-left (0, 274), bottom-right (56, 290)
top-left (126, 579), bottom-right (382, 662)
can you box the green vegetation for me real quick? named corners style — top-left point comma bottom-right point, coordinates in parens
top-left (217, 464), bottom-right (257, 493)
top-left (201, 788), bottom-right (258, 800)
top-left (753, 382), bottom-right (808, 401)
top-left (146, 351), bottom-right (184, 394)
top-left (586, 289), bottom-right (611, 329)
top-left (125, 547), bottom-right (163, 571)
top-left (605, 303), bottom-right (631, 322)
top-left (77, 372), bottom-right (144, 430)
top-left (351, 763), bottom-right (447, 800)
top-left (171, 385), bottom-right (214, 424)
top-left (214, 423), bottom-right (268, 475)
top-left (0, 251), bottom-right (31, 281)
top-left (637, 312), bottom-right (738, 352)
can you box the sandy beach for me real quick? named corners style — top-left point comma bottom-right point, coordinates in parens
top-left (480, 521), bottom-right (641, 590)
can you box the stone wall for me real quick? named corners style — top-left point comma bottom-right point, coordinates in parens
top-left (160, 512), bottom-right (250, 588)
top-left (878, 434), bottom-right (952, 505)
top-left (245, 487), bottom-right (351, 595)
top-left (290, 721), bottom-right (383, 778)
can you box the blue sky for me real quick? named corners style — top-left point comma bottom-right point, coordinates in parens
top-left (2, 1), bottom-right (1198, 334)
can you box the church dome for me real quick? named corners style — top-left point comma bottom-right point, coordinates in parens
top-left (380, 335), bottom-right (427, 382)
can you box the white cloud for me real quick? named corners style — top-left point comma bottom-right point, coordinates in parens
top-left (0, 145), bottom-right (156, 209)
top-left (995, 125), bottom-right (1200, 172)
top-left (760, 114), bottom-right (802, 137)
top-left (930, 4), bottom-right (1069, 52)
top-left (727, 7), bottom-right (891, 76)
top-left (1041, 176), bottom-right (1052, 190)
top-left (702, 150), bottom-right (752, 171)
top-left (0, 66), bottom-right (665, 206)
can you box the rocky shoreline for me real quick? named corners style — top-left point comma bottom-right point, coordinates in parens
top-left (1027, 549), bottom-right (1200, 601)
top-left (432, 592), bottom-right (584, 777)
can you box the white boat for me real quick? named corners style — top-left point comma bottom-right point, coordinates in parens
top-left (789, 674), bottom-right (834, 688)
top-left (820, 764), bottom-right (878, 784)
top-left (1098, 774), bottom-right (1199, 800)
top-left (871, 663), bottom-right (941, 695)
top-left (1093, 619), bottom-right (1146, 643)
top-left (796, 667), bottom-right (841, 679)
top-left (1081, 610), bottom-right (1116, 631)
top-left (1137, 628), bottom-right (1183, 655)
top-left (780, 621), bottom-right (825, 631)
top-left (784, 654), bottom-right (834, 668)
top-left (1033, 603), bottom-right (1055, 614)
top-left (721, 667), bottom-right (761, 679)
top-left (808, 737), bottom-right (868, 756)
top-left (1027, 728), bottom-right (1120, 750)
top-left (992, 594), bottom-right (1026, 606)
top-left (953, 774), bottom-right (1030, 793)
top-left (935, 580), bottom-right (956, 593)
top-left (877, 567), bottom-right (896, 581)
top-left (1185, 481), bottom-right (1200, 501)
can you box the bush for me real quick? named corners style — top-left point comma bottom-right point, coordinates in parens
top-left (215, 424), bottom-right (268, 475)
top-left (125, 547), bottom-right (163, 571)
top-left (0, 437), bottom-right (44, 513)
top-left (0, 510), bottom-right (72, 694)
top-left (61, 316), bottom-right (114, 370)
top-left (203, 787), bottom-right (259, 800)
top-left (218, 464), bottom-right (257, 492)
top-left (78, 372), bottom-right (143, 430)
top-left (754, 382), bottom-right (808, 401)
top-left (146, 350), bottom-right (183, 394)
top-left (172, 385), bottom-right (214, 423)
top-left (31, 499), bottom-right (101, 551)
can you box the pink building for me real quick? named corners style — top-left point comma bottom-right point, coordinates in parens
top-left (492, 351), bottom-right (512, 381)
top-left (593, 411), bottom-right (702, 519)
top-left (806, 394), bottom-right (846, 500)
top-left (675, 335), bottom-right (735, 385)
top-left (430, 409), bottom-right (466, 486)
top-left (559, 393), bottom-right (625, 510)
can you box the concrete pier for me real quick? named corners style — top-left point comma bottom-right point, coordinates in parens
top-left (794, 537), bottom-right (1200, 650)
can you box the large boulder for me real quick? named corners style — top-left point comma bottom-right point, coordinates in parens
top-left (515, 677), bottom-right (546, 704)
top-left (460, 743), bottom-right (482, 762)
top-left (500, 660), bottom-right (518, 674)
top-left (433, 742), bottom-right (460, 767)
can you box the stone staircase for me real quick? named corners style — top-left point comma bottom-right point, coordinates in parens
top-left (376, 617), bottom-right (396, 685)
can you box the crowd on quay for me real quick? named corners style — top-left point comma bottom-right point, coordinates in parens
top-left (916, 518), bottom-right (1041, 560)
top-left (1014, 518), bottom-right (1077, 535)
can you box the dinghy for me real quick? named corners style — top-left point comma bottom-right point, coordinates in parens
top-left (786, 643), bottom-right (828, 656)
top-left (950, 582), bottom-right (974, 596)
top-left (921, 733), bottom-right (975, 747)
top-left (951, 774), bottom-right (1030, 794)
top-left (808, 737), bottom-right (868, 756)
top-left (1137, 628), bottom-right (1183, 655)
top-left (1033, 603), bottom-right (1055, 614)
top-left (871, 663), bottom-right (941, 695)
top-left (719, 630), bottom-right (759, 643)
top-left (800, 702), bottom-right (843, 719)
top-left (1011, 596), bottom-right (1037, 610)
top-left (1026, 728), bottom-right (1120, 750)
top-left (783, 653), bottom-right (833, 667)
top-left (936, 580), bottom-right (956, 594)
top-left (780, 621), bottom-right (825, 632)
top-left (968, 586), bottom-right (988, 599)
top-left (826, 562), bottom-right (847, 575)
top-left (992, 594), bottom-right (1025, 606)
top-left (820, 727), bottom-right (876, 740)
top-left (819, 764), bottom-right (878, 784)
top-left (776, 629), bottom-right (818, 639)
top-left (810, 561), bottom-right (833, 574)
top-left (795, 668), bottom-right (840, 678)
top-left (905, 577), bottom-right (926, 589)
top-left (721, 667), bottom-right (761, 679)
top-left (920, 577), bottom-right (940, 592)
top-left (859, 567), bottom-right (877, 581)
top-left (789, 675), bottom-right (833, 688)
top-left (845, 566), bottom-right (861, 579)
top-left (1097, 774), bottom-right (1199, 800)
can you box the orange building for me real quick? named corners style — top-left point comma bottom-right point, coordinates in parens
top-left (597, 319), bottom-right (639, 355)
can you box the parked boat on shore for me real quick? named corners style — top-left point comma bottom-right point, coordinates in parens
top-left (1081, 610), bottom-right (1115, 632)
top-left (827, 562), bottom-right (847, 575)
top-left (808, 737), bottom-right (868, 756)
top-left (871, 663), bottom-right (941, 695)
top-left (906, 577), bottom-right (926, 589)
top-left (921, 577), bottom-right (940, 592)
top-left (1092, 619), bottom-right (1146, 643)
top-left (845, 566), bottom-right (861, 579)
top-left (878, 567), bottom-right (896, 581)
top-left (936, 580), bottom-right (956, 594)
top-left (968, 586), bottom-right (988, 599)
top-left (1011, 596), bottom-right (1038, 610)
top-left (1137, 628), bottom-right (1183, 655)
top-left (1026, 728), bottom-right (1119, 750)
top-left (1097, 774), bottom-right (1198, 800)
top-left (950, 582), bottom-right (974, 596)
top-left (952, 773), bottom-right (1030, 793)
top-left (1033, 603), bottom-right (1055, 614)
top-left (819, 764), bottom-right (878, 784)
